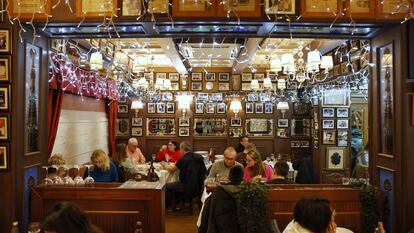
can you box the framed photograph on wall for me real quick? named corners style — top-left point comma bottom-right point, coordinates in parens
top-left (0, 144), bottom-right (8, 170)
top-left (219, 73), bottom-right (230, 81)
top-left (337, 108), bottom-right (349, 117)
top-left (131, 117), bottom-right (142, 126)
top-left (0, 29), bottom-right (11, 53)
top-left (0, 86), bottom-right (9, 111)
top-left (0, 57), bottom-right (10, 82)
top-left (121, 0), bottom-right (143, 16)
top-left (242, 73), bottom-right (253, 81)
top-left (147, 103), bottom-right (156, 113)
top-left (278, 119), bottom-right (289, 128)
top-left (172, 0), bottom-right (216, 17)
top-left (337, 119), bottom-right (349, 129)
top-left (322, 119), bottom-right (335, 129)
top-left (157, 103), bottom-right (165, 113)
top-left (206, 103), bottom-right (215, 114)
top-left (0, 115), bottom-right (8, 140)
top-left (195, 103), bottom-right (204, 114)
top-left (337, 130), bottom-right (348, 146)
top-left (265, 0), bottom-right (296, 15)
top-left (300, 0), bottom-right (341, 18)
top-left (166, 102), bottom-right (175, 114)
top-left (276, 128), bottom-right (289, 138)
top-left (377, 0), bottom-right (409, 18)
top-left (322, 130), bottom-right (336, 145)
top-left (179, 127), bottom-right (190, 136)
top-left (192, 72), bottom-right (202, 81)
top-left (179, 117), bottom-right (190, 126)
top-left (217, 0), bottom-right (261, 17)
top-left (218, 83), bottom-right (230, 91)
top-left (241, 83), bottom-right (252, 91)
top-left (245, 102), bottom-right (254, 114)
top-left (216, 103), bottom-right (226, 114)
top-left (131, 127), bottom-right (143, 136)
top-left (169, 72), bottom-right (180, 81)
top-left (255, 103), bottom-right (263, 113)
top-left (118, 105), bottom-right (129, 114)
top-left (254, 73), bottom-right (265, 81)
top-left (326, 147), bottom-right (346, 170)
top-left (322, 89), bottom-right (351, 107)
top-left (147, 0), bottom-right (169, 13)
top-left (116, 118), bottom-right (130, 137)
top-left (322, 108), bottom-right (335, 117)
top-left (205, 73), bottom-right (215, 81)
top-left (76, 0), bottom-right (117, 17)
top-left (348, 0), bottom-right (375, 18)
top-left (231, 118), bottom-right (242, 127)
top-left (192, 82), bottom-right (202, 91)
top-left (24, 42), bottom-right (41, 155)
top-left (264, 103), bottom-right (273, 114)
top-left (9, 0), bottom-right (51, 19)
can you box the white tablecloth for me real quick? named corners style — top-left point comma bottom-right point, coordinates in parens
top-left (136, 163), bottom-right (179, 183)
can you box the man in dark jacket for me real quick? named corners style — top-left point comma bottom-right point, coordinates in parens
top-left (199, 166), bottom-right (244, 233)
top-left (235, 135), bottom-right (249, 154)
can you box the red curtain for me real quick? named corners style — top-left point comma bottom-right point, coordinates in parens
top-left (47, 89), bottom-right (64, 156)
top-left (107, 100), bottom-right (118, 157)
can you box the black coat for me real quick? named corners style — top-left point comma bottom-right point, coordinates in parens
top-left (183, 152), bottom-right (206, 201)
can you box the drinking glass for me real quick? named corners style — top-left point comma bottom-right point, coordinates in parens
top-left (73, 165), bottom-right (84, 185)
top-left (152, 154), bottom-right (156, 162)
top-left (62, 165), bottom-right (75, 185)
top-left (28, 222), bottom-right (40, 233)
top-left (266, 156), bottom-right (271, 163)
top-left (83, 165), bottom-right (95, 184)
top-left (165, 154), bottom-right (170, 164)
top-left (42, 166), bottom-right (53, 185)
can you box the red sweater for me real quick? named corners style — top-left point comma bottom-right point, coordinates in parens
top-left (156, 149), bottom-right (181, 163)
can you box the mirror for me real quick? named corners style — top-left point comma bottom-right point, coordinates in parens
top-left (146, 118), bottom-right (175, 136)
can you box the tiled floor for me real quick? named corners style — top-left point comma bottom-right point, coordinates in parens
top-left (165, 208), bottom-right (200, 233)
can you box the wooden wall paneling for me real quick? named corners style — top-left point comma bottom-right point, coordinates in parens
top-left (249, 138), bottom-right (275, 158)
top-left (145, 138), bottom-right (172, 157)
top-left (371, 24), bottom-right (406, 233)
top-left (193, 137), bottom-right (227, 155)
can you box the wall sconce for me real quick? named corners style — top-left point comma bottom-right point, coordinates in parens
top-left (130, 100), bottom-right (144, 117)
top-left (276, 101), bottom-right (289, 118)
top-left (176, 92), bottom-right (193, 117)
top-left (230, 100), bottom-right (242, 118)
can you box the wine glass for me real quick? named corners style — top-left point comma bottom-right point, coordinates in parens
top-left (62, 165), bottom-right (75, 185)
top-left (28, 222), bottom-right (40, 233)
top-left (83, 165), bottom-right (95, 185)
top-left (42, 166), bottom-right (53, 185)
top-left (73, 165), bottom-right (84, 185)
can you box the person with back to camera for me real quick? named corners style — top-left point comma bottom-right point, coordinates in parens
top-left (89, 149), bottom-right (119, 182)
top-left (40, 202), bottom-right (103, 233)
top-left (283, 196), bottom-right (337, 233)
top-left (156, 139), bottom-right (181, 163)
top-left (243, 150), bottom-right (273, 182)
top-left (267, 160), bottom-right (295, 184)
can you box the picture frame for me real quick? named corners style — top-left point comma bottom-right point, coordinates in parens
top-left (195, 103), bottom-right (204, 114)
top-left (348, 0), bottom-right (375, 18)
top-left (265, 103), bottom-right (273, 114)
top-left (254, 73), bottom-right (265, 81)
top-left (322, 119), bottom-right (335, 129)
top-left (322, 108), bottom-right (335, 117)
top-left (337, 119), bottom-right (349, 129)
top-left (218, 73), bottom-right (230, 82)
top-left (166, 102), bottom-right (175, 114)
top-left (265, 0), bottom-right (296, 15)
top-left (248, 119), bottom-right (271, 134)
top-left (337, 130), bottom-right (348, 147)
top-left (229, 127), bottom-right (244, 138)
top-left (322, 89), bottom-right (351, 107)
top-left (230, 118), bottom-right (242, 127)
top-left (0, 56), bottom-right (10, 82)
top-left (216, 103), bottom-right (226, 114)
top-left (241, 83), bottom-right (252, 91)
top-left (218, 83), bottom-right (230, 91)
top-left (171, 83), bottom-right (179, 91)
top-left (300, 0), bottom-right (342, 18)
top-left (314, 140), bottom-right (319, 149)
top-left (169, 73), bottom-right (180, 81)
top-left (24, 42), bottom-right (41, 155)
top-left (291, 140), bottom-right (300, 148)
top-left (337, 108), bottom-right (349, 118)
top-left (197, 92), bottom-right (209, 101)
top-left (157, 103), bottom-right (166, 113)
top-left (0, 144), bottom-right (8, 170)
top-left (179, 117), bottom-right (190, 126)
top-left (206, 103), bottom-right (215, 114)
top-left (147, 103), bottom-right (156, 113)
top-left (180, 74), bottom-right (188, 90)
top-left (9, 0), bottom-right (51, 19)
top-left (322, 130), bottom-right (336, 145)
top-left (116, 118), bottom-right (130, 137)
top-left (217, 0), bottom-right (261, 17)
top-left (118, 105), bottom-right (129, 114)
top-left (255, 103), bottom-right (264, 114)
top-left (172, 0), bottom-right (216, 17)
top-left (377, 0), bottom-right (409, 19)
top-left (205, 73), bottom-right (216, 81)
top-left (131, 117), bottom-right (143, 126)
top-left (247, 93), bottom-right (259, 102)
top-left (147, 0), bottom-right (169, 14)
top-left (276, 128), bottom-right (289, 138)
top-left (156, 72), bottom-right (167, 79)
top-left (179, 127), bottom-right (190, 137)
top-left (162, 92), bottom-right (173, 101)
top-left (148, 94), bottom-right (161, 102)
top-left (0, 0), bottom-right (3, 22)
top-left (300, 141), bottom-right (310, 148)
top-left (278, 119), bottom-right (289, 128)
top-left (192, 72), bottom-right (203, 81)
top-left (192, 82), bottom-right (203, 91)
top-left (242, 73), bottom-right (253, 81)
top-left (131, 127), bottom-right (143, 137)
top-left (326, 147), bottom-right (347, 170)
top-left (0, 29), bottom-right (11, 53)
top-left (0, 115), bottom-right (9, 140)
top-left (211, 93), bottom-right (223, 101)
top-left (245, 102), bottom-right (254, 114)
top-left (121, 0), bottom-right (143, 17)
top-left (76, 0), bottom-right (117, 17)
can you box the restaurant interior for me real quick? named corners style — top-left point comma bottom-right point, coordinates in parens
top-left (1, 0), bottom-right (414, 233)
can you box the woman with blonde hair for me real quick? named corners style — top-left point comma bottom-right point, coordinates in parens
top-left (47, 154), bottom-right (66, 179)
top-left (243, 150), bottom-right (273, 182)
top-left (89, 149), bottom-right (119, 182)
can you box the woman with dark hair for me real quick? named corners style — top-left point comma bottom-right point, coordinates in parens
top-left (41, 202), bottom-right (103, 233)
top-left (112, 143), bottom-right (138, 182)
top-left (156, 139), bottom-right (181, 162)
top-left (283, 196), bottom-right (337, 233)
top-left (243, 150), bottom-right (273, 182)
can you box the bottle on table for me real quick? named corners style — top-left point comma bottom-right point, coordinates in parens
top-left (147, 159), bottom-right (159, 182)
top-left (10, 221), bottom-right (20, 233)
top-left (209, 148), bottom-right (216, 163)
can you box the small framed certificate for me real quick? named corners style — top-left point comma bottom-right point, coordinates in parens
top-left (172, 0), bottom-right (215, 17)
top-left (217, 0), bottom-right (261, 17)
top-left (300, 0), bottom-right (342, 18)
top-left (147, 0), bottom-right (169, 14)
top-left (121, 0), bottom-right (143, 17)
top-left (377, 0), bottom-right (410, 19)
top-left (76, 0), bottom-right (117, 17)
top-left (347, 0), bottom-right (375, 18)
top-left (9, 0), bottom-right (51, 19)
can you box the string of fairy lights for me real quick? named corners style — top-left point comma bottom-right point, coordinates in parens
top-left (1, 0), bottom-right (411, 105)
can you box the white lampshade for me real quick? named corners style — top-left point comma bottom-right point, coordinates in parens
top-left (270, 58), bottom-right (282, 72)
top-left (90, 52), bottom-right (103, 70)
top-left (263, 77), bottom-right (272, 89)
top-left (176, 93), bottom-right (193, 109)
top-left (133, 56), bottom-right (147, 73)
top-left (283, 64), bottom-right (296, 75)
top-left (135, 77), bottom-right (149, 89)
top-left (230, 100), bottom-right (242, 113)
top-left (131, 100), bottom-right (144, 110)
top-left (320, 56), bottom-right (334, 69)
top-left (114, 52), bottom-right (129, 66)
top-left (163, 78), bottom-right (172, 90)
top-left (277, 79), bottom-right (286, 90)
top-left (281, 53), bottom-right (294, 65)
top-left (251, 79), bottom-right (260, 90)
top-left (307, 50), bottom-right (321, 65)
top-left (277, 101), bottom-right (289, 110)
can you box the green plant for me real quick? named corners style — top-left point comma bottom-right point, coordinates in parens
top-left (351, 183), bottom-right (379, 233)
top-left (236, 182), bottom-right (269, 233)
